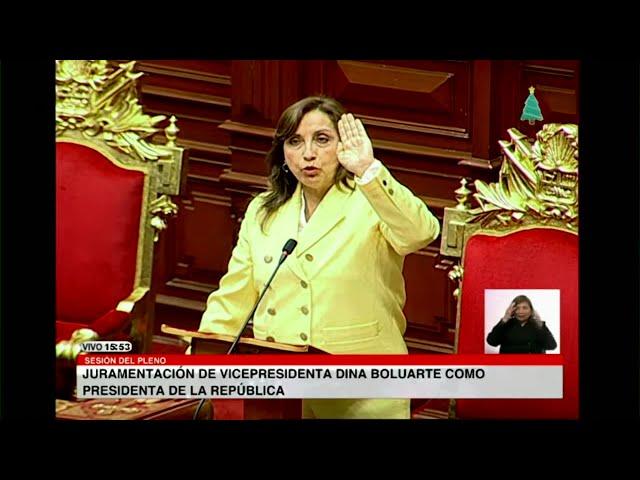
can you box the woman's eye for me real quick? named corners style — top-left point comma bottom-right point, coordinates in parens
top-left (287, 137), bottom-right (301, 146)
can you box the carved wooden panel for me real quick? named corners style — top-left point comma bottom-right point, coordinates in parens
top-left (320, 60), bottom-right (472, 151)
top-left (137, 60), bottom-right (232, 165)
top-left (180, 184), bottom-right (233, 278)
top-left (231, 60), bottom-right (302, 126)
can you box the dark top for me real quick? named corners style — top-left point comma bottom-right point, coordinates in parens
top-left (486, 317), bottom-right (558, 353)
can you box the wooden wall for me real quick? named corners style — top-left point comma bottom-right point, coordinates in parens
top-left (137, 60), bottom-right (580, 353)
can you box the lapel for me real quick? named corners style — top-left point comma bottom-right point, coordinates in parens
top-left (295, 182), bottom-right (351, 258)
top-left (265, 181), bottom-right (354, 280)
top-left (265, 183), bottom-right (306, 281)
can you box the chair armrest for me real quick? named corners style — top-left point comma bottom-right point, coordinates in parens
top-left (56, 328), bottom-right (99, 360)
top-left (116, 287), bottom-right (150, 313)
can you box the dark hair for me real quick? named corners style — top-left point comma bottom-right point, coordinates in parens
top-left (511, 294), bottom-right (542, 327)
top-left (258, 96), bottom-right (354, 232)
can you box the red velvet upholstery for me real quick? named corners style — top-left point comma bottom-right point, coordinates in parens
top-left (456, 228), bottom-right (578, 419)
top-left (56, 141), bottom-right (144, 340)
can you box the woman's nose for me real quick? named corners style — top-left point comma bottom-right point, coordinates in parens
top-left (303, 141), bottom-right (316, 160)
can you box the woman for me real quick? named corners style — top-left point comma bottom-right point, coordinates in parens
top-left (199, 96), bottom-right (440, 418)
top-left (486, 295), bottom-right (558, 353)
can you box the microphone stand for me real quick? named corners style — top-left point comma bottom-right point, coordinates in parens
top-left (193, 240), bottom-right (297, 420)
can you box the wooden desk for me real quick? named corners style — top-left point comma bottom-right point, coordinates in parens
top-left (56, 398), bottom-right (211, 420)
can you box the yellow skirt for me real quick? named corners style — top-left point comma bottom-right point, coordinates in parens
top-left (302, 398), bottom-right (410, 419)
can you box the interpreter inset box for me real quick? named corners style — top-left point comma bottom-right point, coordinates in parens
top-left (484, 289), bottom-right (560, 354)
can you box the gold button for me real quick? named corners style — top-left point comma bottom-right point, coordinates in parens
top-left (266, 336), bottom-right (275, 342)
top-left (300, 333), bottom-right (308, 341)
top-left (300, 280), bottom-right (308, 288)
top-left (301, 306), bottom-right (309, 315)
top-left (264, 255), bottom-right (273, 263)
top-left (305, 254), bottom-right (314, 262)
top-left (388, 188), bottom-right (394, 195)
top-left (267, 308), bottom-right (276, 315)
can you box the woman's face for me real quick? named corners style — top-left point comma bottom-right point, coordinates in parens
top-left (514, 302), bottom-right (532, 322)
top-left (283, 109), bottom-right (339, 196)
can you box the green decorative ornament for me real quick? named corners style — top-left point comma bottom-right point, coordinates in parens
top-left (520, 86), bottom-right (544, 125)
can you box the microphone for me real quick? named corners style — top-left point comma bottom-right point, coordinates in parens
top-left (193, 238), bottom-right (297, 420)
top-left (280, 239), bottom-right (298, 261)
top-left (226, 238), bottom-right (297, 355)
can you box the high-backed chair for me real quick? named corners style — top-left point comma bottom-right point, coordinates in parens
top-left (439, 124), bottom-right (578, 419)
top-left (55, 60), bottom-right (185, 360)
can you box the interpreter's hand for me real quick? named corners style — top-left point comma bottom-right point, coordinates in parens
top-left (502, 302), bottom-right (515, 322)
top-left (337, 113), bottom-right (375, 177)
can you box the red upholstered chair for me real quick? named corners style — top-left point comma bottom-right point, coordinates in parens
top-left (55, 60), bottom-right (185, 364)
top-left (438, 124), bottom-right (578, 419)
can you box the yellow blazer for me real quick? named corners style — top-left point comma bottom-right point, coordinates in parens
top-left (199, 164), bottom-right (440, 354)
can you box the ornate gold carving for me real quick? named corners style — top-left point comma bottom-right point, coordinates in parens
top-left (56, 60), bottom-right (175, 163)
top-left (150, 194), bottom-right (178, 242)
top-left (164, 115), bottom-right (179, 147)
top-left (447, 263), bottom-right (464, 299)
top-left (441, 124), bottom-right (578, 259)
top-left (454, 178), bottom-right (472, 211)
top-left (439, 209), bottom-right (473, 258)
top-left (470, 124), bottom-right (578, 231)
top-left (56, 328), bottom-right (99, 360)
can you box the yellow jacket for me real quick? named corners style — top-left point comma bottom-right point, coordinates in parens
top-left (199, 164), bottom-right (440, 354)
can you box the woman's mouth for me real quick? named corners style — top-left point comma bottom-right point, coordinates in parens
top-left (303, 167), bottom-right (320, 176)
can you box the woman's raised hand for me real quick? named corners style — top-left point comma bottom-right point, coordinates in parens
top-left (337, 113), bottom-right (375, 177)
